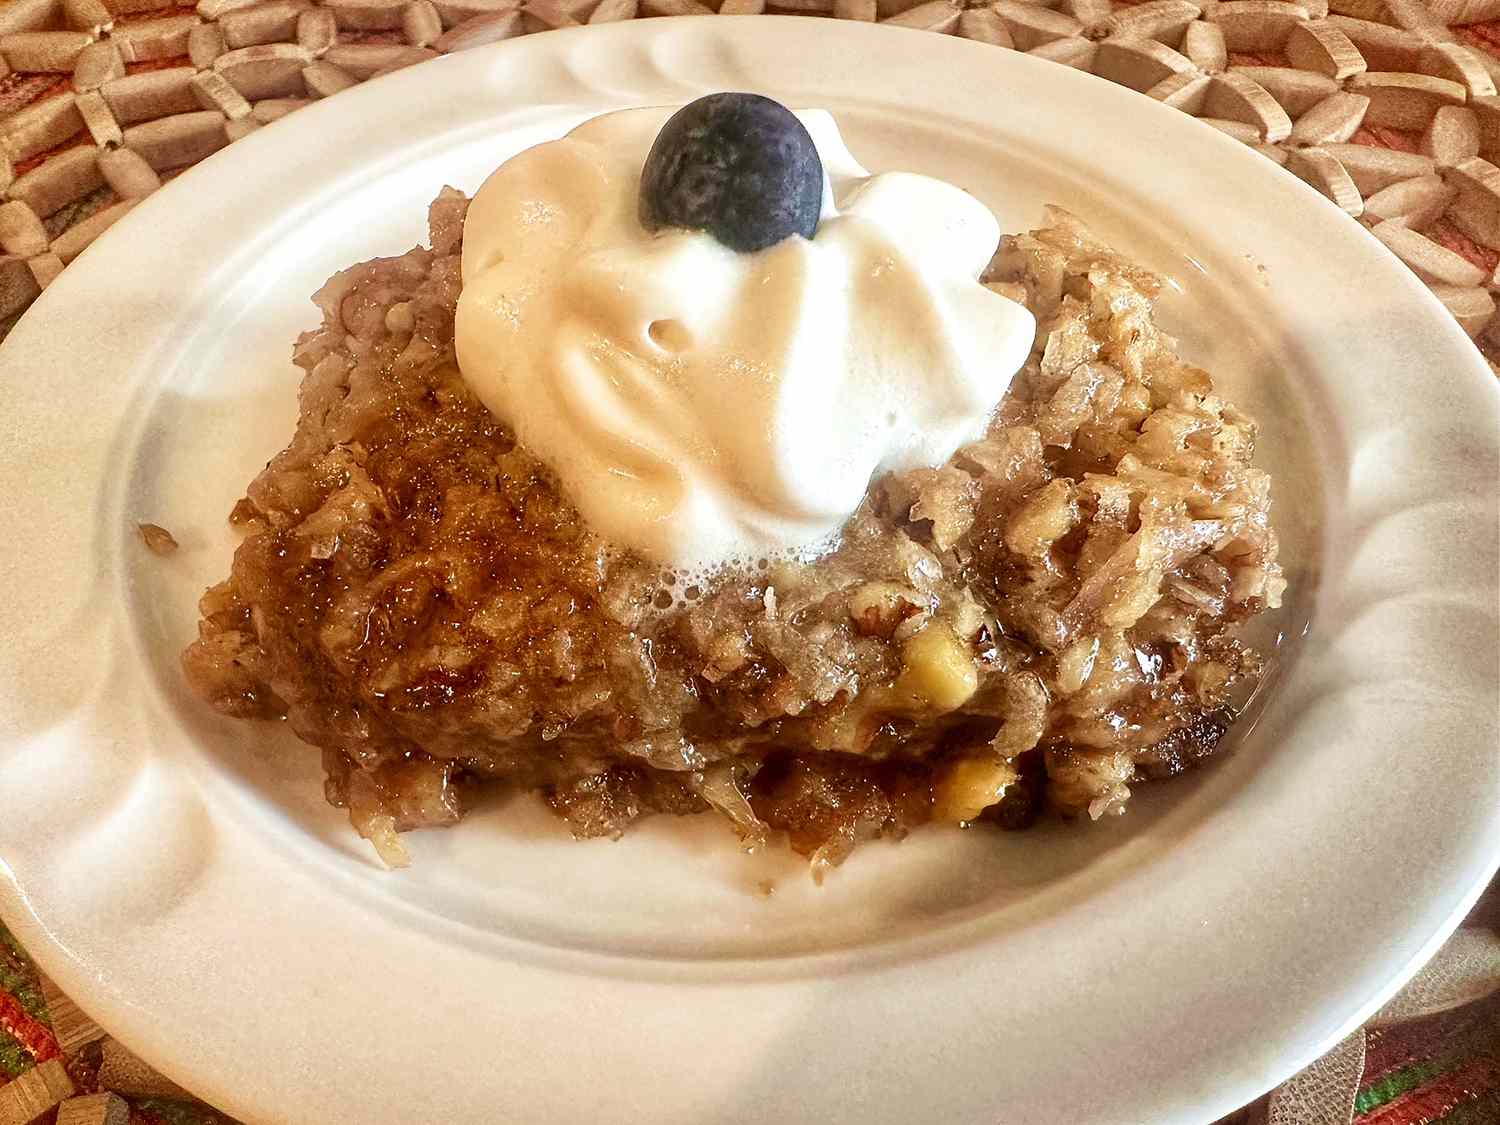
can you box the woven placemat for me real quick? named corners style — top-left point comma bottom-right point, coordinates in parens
top-left (1, 1), bottom-right (1498, 1123)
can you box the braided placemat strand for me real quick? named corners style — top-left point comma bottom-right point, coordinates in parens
top-left (0, 1), bottom-right (1498, 1123)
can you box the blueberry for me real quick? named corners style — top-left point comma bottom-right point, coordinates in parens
top-left (639, 93), bottom-right (824, 253)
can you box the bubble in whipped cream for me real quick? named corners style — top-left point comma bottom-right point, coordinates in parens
top-left (645, 532), bottom-right (843, 613)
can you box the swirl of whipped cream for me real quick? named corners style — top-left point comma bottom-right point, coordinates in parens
top-left (455, 107), bottom-right (1035, 574)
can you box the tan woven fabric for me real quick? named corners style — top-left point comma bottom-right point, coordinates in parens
top-left (0, 3), bottom-right (1497, 1123)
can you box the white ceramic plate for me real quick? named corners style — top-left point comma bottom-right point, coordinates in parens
top-left (1, 18), bottom-right (1497, 1125)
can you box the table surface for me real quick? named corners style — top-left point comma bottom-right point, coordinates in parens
top-left (1, 0), bottom-right (1498, 1122)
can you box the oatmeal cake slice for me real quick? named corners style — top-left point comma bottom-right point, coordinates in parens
top-left (184, 190), bottom-right (1283, 870)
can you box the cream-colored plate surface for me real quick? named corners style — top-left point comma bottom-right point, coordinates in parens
top-left (1, 18), bottom-right (1497, 1125)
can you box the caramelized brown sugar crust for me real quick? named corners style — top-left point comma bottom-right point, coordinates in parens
top-left (183, 189), bottom-right (1284, 871)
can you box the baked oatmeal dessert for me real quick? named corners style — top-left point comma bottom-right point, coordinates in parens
top-left (183, 96), bottom-right (1284, 871)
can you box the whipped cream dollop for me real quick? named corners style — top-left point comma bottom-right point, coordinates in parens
top-left (455, 107), bottom-right (1036, 574)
